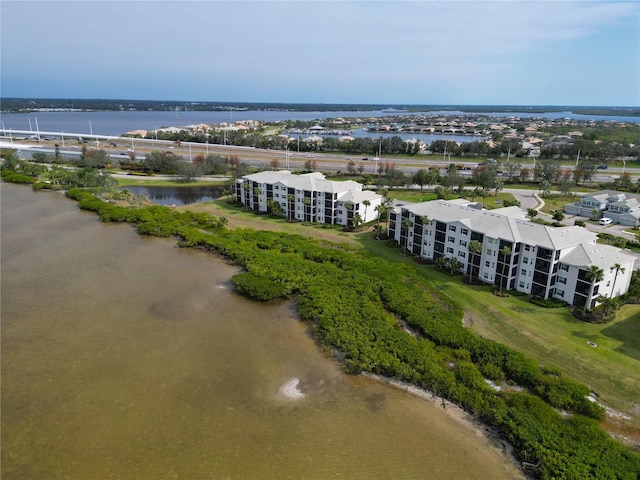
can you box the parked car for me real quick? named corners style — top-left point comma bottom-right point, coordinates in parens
top-left (599, 217), bottom-right (612, 225)
top-left (598, 164), bottom-right (608, 169)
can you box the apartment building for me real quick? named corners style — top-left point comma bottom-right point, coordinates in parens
top-left (389, 199), bottom-right (635, 308)
top-left (235, 171), bottom-right (382, 226)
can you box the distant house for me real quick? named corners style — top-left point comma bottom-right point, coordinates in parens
top-left (235, 171), bottom-right (382, 226)
top-left (389, 199), bottom-right (635, 308)
top-left (564, 190), bottom-right (640, 227)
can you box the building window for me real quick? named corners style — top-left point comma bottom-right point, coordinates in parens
top-left (449, 225), bottom-right (457, 232)
top-left (524, 245), bottom-right (531, 251)
top-left (560, 264), bottom-right (569, 272)
top-left (521, 269), bottom-right (527, 276)
top-left (461, 228), bottom-right (468, 235)
top-left (447, 247), bottom-right (454, 254)
top-left (519, 281), bottom-right (525, 288)
top-left (487, 249), bottom-right (493, 256)
top-left (459, 240), bottom-right (467, 247)
top-left (556, 289), bottom-right (565, 298)
top-left (448, 236), bottom-right (455, 243)
top-left (557, 276), bottom-right (567, 285)
top-left (458, 251), bottom-right (466, 258)
top-left (523, 257), bottom-right (529, 264)
top-left (485, 261), bottom-right (491, 267)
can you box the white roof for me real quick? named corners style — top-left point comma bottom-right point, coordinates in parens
top-left (396, 200), bottom-right (598, 249)
top-left (242, 171), bottom-right (364, 195)
top-left (561, 243), bottom-right (636, 270)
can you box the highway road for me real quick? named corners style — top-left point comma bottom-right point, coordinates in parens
top-left (2, 134), bottom-right (638, 182)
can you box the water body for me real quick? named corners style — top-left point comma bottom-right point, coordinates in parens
top-left (1, 108), bottom-right (638, 138)
top-left (123, 185), bottom-right (225, 206)
top-left (1, 183), bottom-right (522, 479)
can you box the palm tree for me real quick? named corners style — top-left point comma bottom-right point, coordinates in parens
top-left (401, 218), bottom-right (411, 255)
top-left (362, 199), bottom-right (371, 223)
top-left (302, 197), bottom-right (311, 222)
top-left (374, 204), bottom-right (384, 239)
top-left (468, 240), bottom-right (482, 284)
top-left (499, 246), bottom-right (512, 294)
top-left (585, 265), bottom-right (605, 311)
top-left (610, 263), bottom-right (626, 296)
top-left (352, 213), bottom-right (363, 231)
top-left (449, 257), bottom-right (463, 275)
top-left (287, 194), bottom-right (295, 221)
top-left (595, 295), bottom-right (619, 322)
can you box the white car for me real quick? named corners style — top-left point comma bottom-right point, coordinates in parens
top-left (599, 217), bottom-right (612, 226)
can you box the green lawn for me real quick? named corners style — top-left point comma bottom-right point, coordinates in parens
top-left (539, 193), bottom-right (581, 215)
top-left (356, 232), bottom-right (640, 421)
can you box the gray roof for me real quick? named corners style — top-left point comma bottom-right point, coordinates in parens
top-left (243, 171), bottom-right (363, 194)
top-left (338, 189), bottom-right (381, 204)
top-left (396, 200), bottom-right (598, 249)
top-left (561, 243), bottom-right (636, 270)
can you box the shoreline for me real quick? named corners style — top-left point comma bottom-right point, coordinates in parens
top-left (362, 372), bottom-right (529, 480)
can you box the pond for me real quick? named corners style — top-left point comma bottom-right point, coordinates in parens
top-left (122, 185), bottom-right (225, 205)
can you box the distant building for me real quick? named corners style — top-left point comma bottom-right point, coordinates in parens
top-left (564, 190), bottom-right (640, 227)
top-left (389, 199), bottom-right (635, 308)
top-left (235, 171), bottom-right (382, 227)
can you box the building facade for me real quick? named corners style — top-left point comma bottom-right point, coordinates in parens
top-left (389, 199), bottom-right (635, 308)
top-left (564, 190), bottom-right (640, 227)
top-left (235, 171), bottom-right (382, 227)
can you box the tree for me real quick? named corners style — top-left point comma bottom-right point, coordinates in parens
top-left (351, 213), bottom-right (363, 231)
top-left (412, 169), bottom-right (430, 191)
top-left (552, 211), bottom-right (565, 222)
top-left (287, 194), bottom-right (295, 221)
top-left (449, 256), bottom-right (463, 275)
top-left (610, 263), bottom-right (626, 296)
top-left (494, 179), bottom-right (503, 197)
top-left (527, 208), bottom-right (538, 218)
top-left (498, 246), bottom-right (512, 294)
top-left (270, 158), bottom-right (280, 170)
top-left (303, 197), bottom-right (311, 222)
top-left (468, 240), bottom-right (482, 284)
top-left (401, 218), bottom-right (411, 255)
top-left (540, 180), bottom-right (552, 196)
top-left (374, 204), bottom-right (386, 239)
top-left (585, 265), bottom-right (604, 311)
top-left (362, 199), bottom-right (371, 222)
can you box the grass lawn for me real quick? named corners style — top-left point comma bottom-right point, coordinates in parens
top-left (538, 193), bottom-right (581, 215)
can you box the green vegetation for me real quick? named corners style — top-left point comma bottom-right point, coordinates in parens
top-left (58, 186), bottom-right (639, 479)
top-left (4, 156), bottom-right (640, 477)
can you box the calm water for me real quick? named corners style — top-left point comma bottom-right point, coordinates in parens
top-left (1, 183), bottom-right (522, 479)
top-left (123, 185), bottom-right (225, 206)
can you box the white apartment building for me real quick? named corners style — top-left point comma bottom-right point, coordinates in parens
top-left (389, 199), bottom-right (635, 309)
top-left (235, 171), bottom-right (382, 227)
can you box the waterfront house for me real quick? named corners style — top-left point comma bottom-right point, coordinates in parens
top-left (389, 199), bottom-right (635, 308)
top-left (235, 171), bottom-right (382, 227)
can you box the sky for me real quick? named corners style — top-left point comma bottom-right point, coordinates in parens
top-left (1, 0), bottom-right (639, 106)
